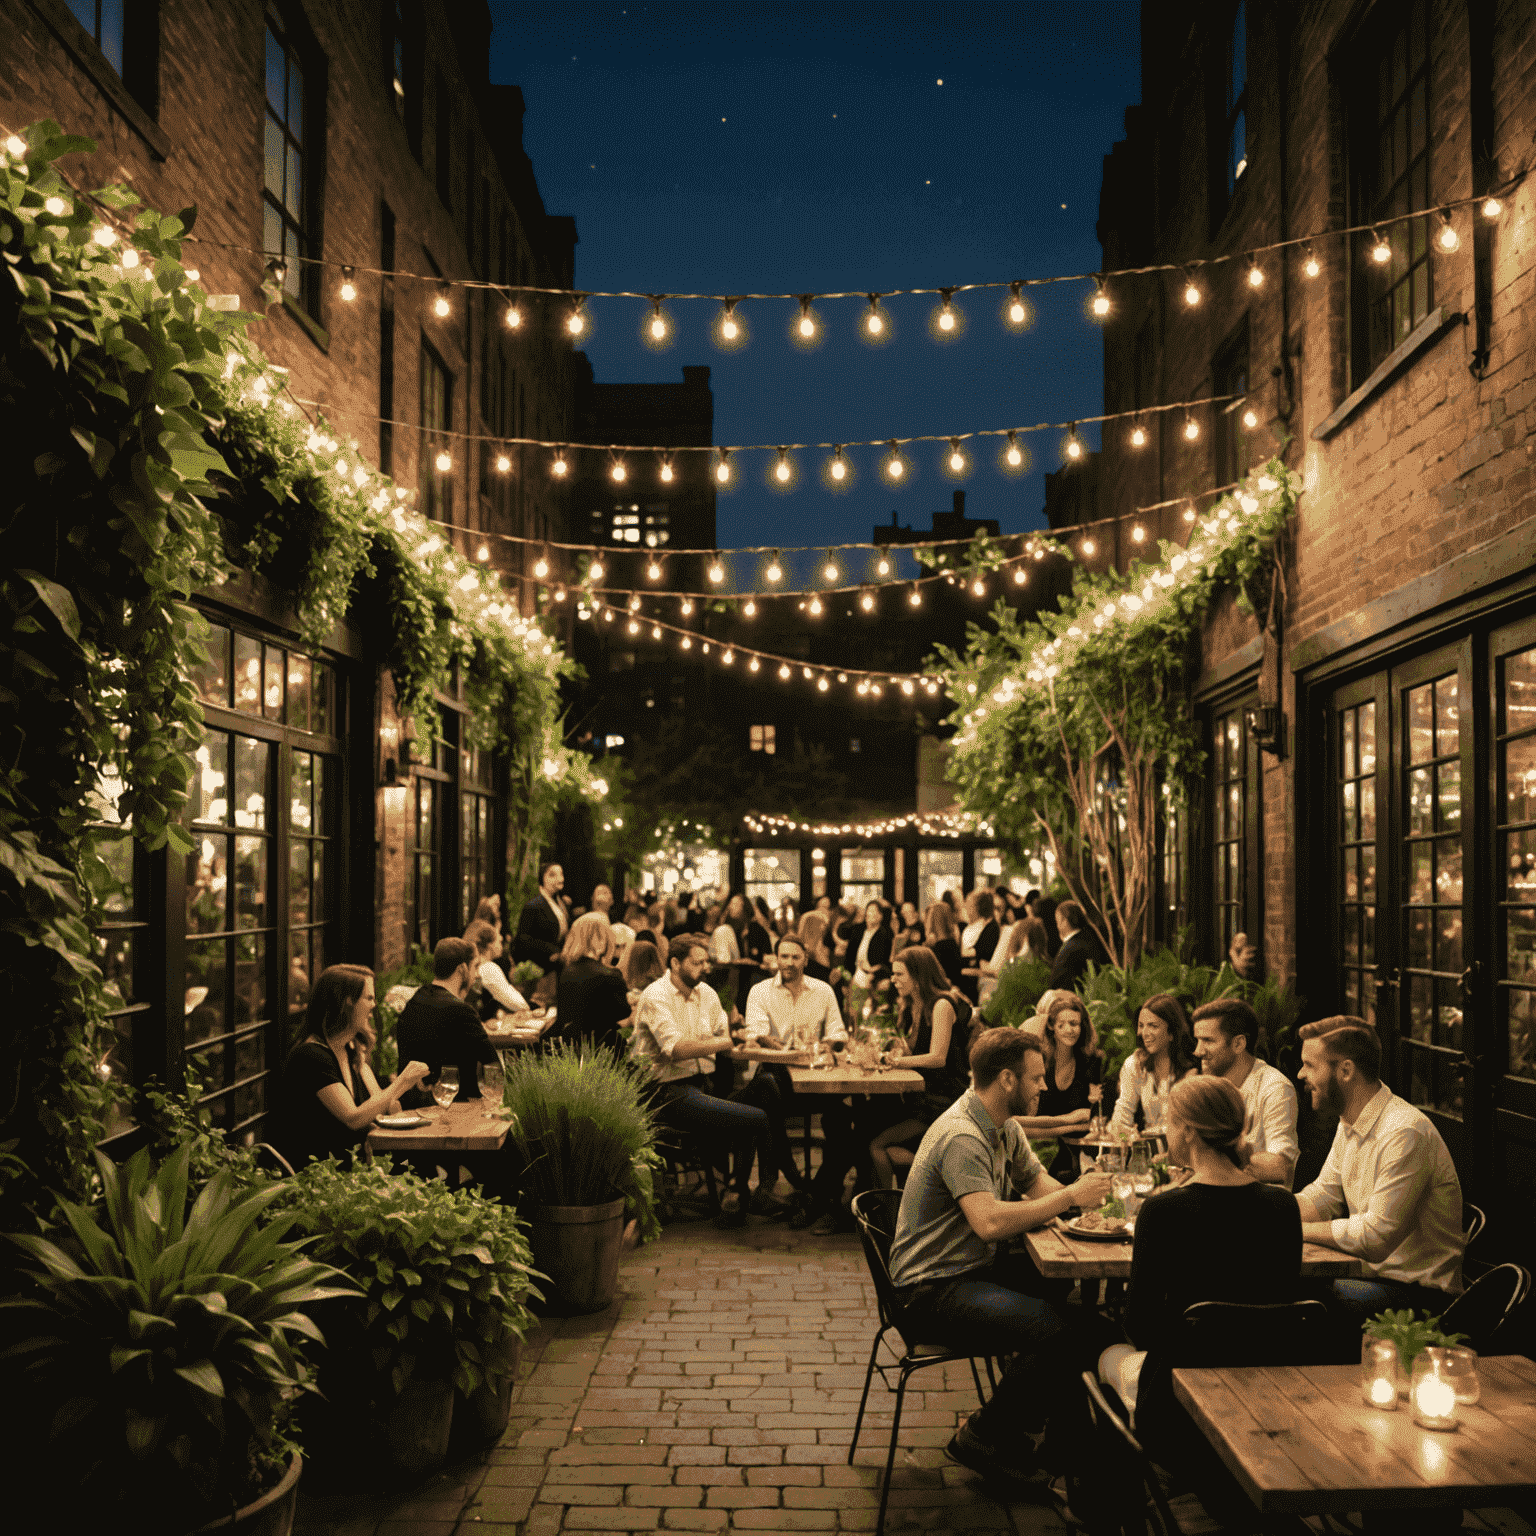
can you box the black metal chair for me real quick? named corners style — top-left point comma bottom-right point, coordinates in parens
top-left (1179, 1298), bottom-right (1332, 1367)
top-left (847, 1188), bottom-right (995, 1536)
top-left (1463, 1200), bottom-right (1486, 1249)
top-left (1439, 1262), bottom-right (1532, 1351)
top-left (1078, 1371), bottom-right (1187, 1536)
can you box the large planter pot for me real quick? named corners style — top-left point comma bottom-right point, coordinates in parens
top-left (384, 1376), bottom-right (455, 1479)
top-left (453, 1338), bottom-right (524, 1450)
top-left (193, 1452), bottom-right (303, 1536)
top-left (527, 1197), bottom-right (627, 1314)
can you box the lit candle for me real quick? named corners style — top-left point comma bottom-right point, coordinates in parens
top-left (1411, 1352), bottom-right (1460, 1430)
top-left (1361, 1338), bottom-right (1399, 1410)
top-left (1369, 1376), bottom-right (1396, 1408)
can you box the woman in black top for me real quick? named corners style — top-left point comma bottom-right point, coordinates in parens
top-left (274, 965), bottom-right (430, 1169)
top-left (922, 900), bottom-right (966, 991)
top-left (1014, 993), bottom-right (1103, 1178)
top-left (1106, 1075), bottom-right (1301, 1500)
top-left (552, 913), bottom-right (632, 1050)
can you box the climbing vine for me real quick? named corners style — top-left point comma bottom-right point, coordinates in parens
top-left (0, 122), bottom-right (598, 1219)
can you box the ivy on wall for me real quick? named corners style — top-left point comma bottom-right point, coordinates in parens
top-left (0, 122), bottom-right (599, 1218)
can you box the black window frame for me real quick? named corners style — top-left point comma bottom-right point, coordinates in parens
top-left (419, 336), bottom-right (454, 525)
top-left (261, 1), bottom-right (325, 318)
top-left (1198, 686), bottom-right (1263, 965)
top-left (1207, 0), bottom-right (1249, 234)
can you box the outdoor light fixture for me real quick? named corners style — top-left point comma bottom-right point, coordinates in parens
top-left (708, 554), bottom-right (726, 583)
top-left (610, 459), bottom-right (627, 483)
top-left (1370, 229), bottom-right (1392, 263)
top-left (434, 284), bottom-right (451, 317)
top-left (796, 296), bottom-right (818, 340)
top-left (435, 450), bottom-right (452, 473)
top-left (743, 599), bottom-right (757, 616)
top-left (680, 597), bottom-right (693, 616)
top-left (1082, 537), bottom-right (1097, 556)
top-left (1005, 431), bottom-right (1023, 468)
top-left (715, 450), bottom-right (731, 484)
top-left (551, 452), bottom-right (568, 477)
top-left (860, 589), bottom-right (875, 612)
top-left (766, 552), bottom-right (783, 583)
top-left (1183, 414), bottom-right (1200, 442)
top-left (775, 450), bottom-right (791, 483)
top-left (1007, 281), bottom-right (1029, 325)
top-left (589, 559), bottom-right (605, 582)
top-left (936, 289), bottom-right (957, 331)
top-left (717, 299), bottom-right (744, 345)
top-left (1091, 277), bottom-right (1112, 318)
top-left (1183, 273), bottom-right (1202, 307)
top-left (865, 295), bottom-right (885, 335)
top-left (505, 303), bottom-right (522, 328)
top-left (476, 541), bottom-right (490, 562)
top-left (340, 266), bottom-right (357, 302)
top-left (659, 457), bottom-right (674, 483)
top-left (948, 439), bottom-right (966, 473)
top-left (1013, 567), bottom-right (1027, 585)
top-left (534, 549), bottom-right (550, 579)
top-left (1437, 211), bottom-right (1460, 252)
top-left (908, 585), bottom-right (922, 607)
top-left (885, 443), bottom-right (904, 480)
top-left (495, 453), bottom-right (511, 473)
top-left (1302, 244), bottom-right (1321, 278)
top-left (1482, 195), bottom-right (1503, 220)
top-left (823, 551), bottom-right (840, 583)
top-left (1247, 257), bottom-right (1265, 288)
top-left (648, 298), bottom-right (669, 341)
top-left (1129, 420), bottom-right (1147, 448)
top-left (647, 556), bottom-right (663, 580)
top-left (567, 298), bottom-right (587, 335)
top-left (1242, 405), bottom-right (1259, 429)
top-left (830, 446), bottom-right (847, 481)
top-left (876, 555), bottom-right (891, 576)
top-left (1065, 425), bottom-right (1083, 461)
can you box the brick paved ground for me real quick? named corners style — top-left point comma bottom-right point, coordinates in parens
top-left (294, 1218), bottom-right (1073, 1536)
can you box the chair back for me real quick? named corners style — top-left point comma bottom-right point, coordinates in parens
top-left (850, 1188), bottom-right (912, 1339)
top-left (1462, 1200), bottom-right (1486, 1249)
top-left (1439, 1263), bottom-right (1532, 1351)
top-left (251, 1142), bottom-right (295, 1179)
top-left (1077, 1372), bottom-right (1171, 1536)
top-left (1179, 1299), bottom-right (1331, 1369)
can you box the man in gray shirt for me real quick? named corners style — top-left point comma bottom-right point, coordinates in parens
top-left (888, 1028), bottom-right (1112, 1485)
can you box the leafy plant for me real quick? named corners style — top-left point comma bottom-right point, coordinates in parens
top-left (978, 954), bottom-right (1052, 1029)
top-left (510, 959), bottom-right (546, 993)
top-left (136, 1070), bottom-right (271, 1194)
top-left (501, 1041), bottom-right (662, 1242)
top-left (372, 946), bottom-right (435, 1081)
top-left (0, 1146), bottom-right (354, 1532)
top-left (1363, 1309), bottom-right (1468, 1370)
top-left (276, 1159), bottom-right (540, 1403)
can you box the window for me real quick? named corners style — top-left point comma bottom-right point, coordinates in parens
top-left (750, 724), bottom-right (776, 755)
top-left (1499, 643), bottom-right (1536, 1083)
top-left (1333, 693), bottom-right (1379, 1025)
top-left (419, 340), bottom-right (453, 524)
top-left (459, 742), bottom-right (498, 928)
top-left (1210, 706), bottom-right (1250, 956)
top-left (840, 850), bottom-right (885, 909)
top-left (918, 849), bottom-right (963, 915)
top-left (1351, 0), bottom-right (1432, 381)
top-left (1221, 2), bottom-right (1248, 201)
top-left (188, 621), bottom-right (341, 1136)
top-left (90, 768), bottom-right (148, 1141)
top-left (66, 0), bottom-right (125, 72)
top-left (1214, 325), bottom-right (1250, 487)
top-left (744, 848), bottom-right (799, 910)
top-left (1161, 790), bottom-right (1187, 941)
top-left (262, 6), bottom-right (316, 310)
top-left (387, 0), bottom-right (421, 156)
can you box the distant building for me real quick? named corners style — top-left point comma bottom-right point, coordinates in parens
top-left (873, 490), bottom-right (1000, 545)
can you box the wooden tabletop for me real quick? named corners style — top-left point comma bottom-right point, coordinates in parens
top-left (1022, 1219), bottom-right (1365, 1281)
top-left (787, 1064), bottom-right (925, 1096)
top-left (366, 1098), bottom-right (511, 1154)
top-left (1172, 1356), bottom-right (1536, 1513)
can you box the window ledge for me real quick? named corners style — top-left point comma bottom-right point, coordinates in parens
top-left (279, 292), bottom-right (330, 354)
top-left (1312, 307), bottom-right (1463, 442)
top-left (29, 0), bottom-right (171, 162)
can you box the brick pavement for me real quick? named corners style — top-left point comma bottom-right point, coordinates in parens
top-left (294, 1218), bottom-right (1073, 1536)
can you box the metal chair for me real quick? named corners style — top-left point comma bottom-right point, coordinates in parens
top-left (1439, 1262), bottom-right (1532, 1351)
top-left (1078, 1371), bottom-right (1185, 1536)
top-left (1179, 1298), bottom-right (1333, 1367)
top-left (847, 1187), bottom-right (995, 1536)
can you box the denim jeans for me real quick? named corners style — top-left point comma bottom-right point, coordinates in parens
top-left (655, 1078), bottom-right (770, 1201)
top-left (898, 1252), bottom-right (1069, 1441)
top-left (1328, 1277), bottom-right (1457, 1343)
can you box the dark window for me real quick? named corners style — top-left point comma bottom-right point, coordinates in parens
top-left (90, 795), bottom-right (148, 1141)
top-left (1350, 0), bottom-right (1432, 382)
top-left (1205, 700), bottom-right (1260, 963)
top-left (434, 67), bottom-right (452, 207)
top-left (387, 0), bottom-right (422, 157)
top-left (405, 774), bottom-right (440, 955)
top-left (389, 0), bottom-right (406, 117)
top-left (1222, 2), bottom-right (1248, 201)
top-left (1162, 791), bottom-right (1187, 941)
top-left (1334, 694), bottom-right (1379, 1024)
top-left (1214, 323), bottom-right (1250, 485)
top-left (66, 0), bottom-right (124, 72)
top-left (459, 743), bottom-right (498, 927)
top-left (262, 5), bottom-right (318, 312)
top-left (420, 339), bottom-right (453, 524)
top-left (479, 180), bottom-right (491, 280)
top-left (1498, 641), bottom-right (1536, 1083)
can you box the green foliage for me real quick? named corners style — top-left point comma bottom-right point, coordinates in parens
top-left (510, 960), bottom-right (546, 993)
top-left (1363, 1309), bottom-right (1468, 1369)
top-left (276, 1158), bottom-right (540, 1401)
top-left (0, 1145), bottom-right (354, 1531)
top-left (501, 1042), bottom-right (662, 1242)
top-left (373, 947), bottom-right (435, 1081)
top-left (978, 954), bottom-right (1052, 1029)
top-left (136, 1071), bottom-right (271, 1194)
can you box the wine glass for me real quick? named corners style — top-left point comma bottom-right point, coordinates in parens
top-left (480, 1058), bottom-right (504, 1119)
top-left (432, 1066), bottom-right (459, 1118)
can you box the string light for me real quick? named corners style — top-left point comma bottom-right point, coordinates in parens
top-left (340, 266), bottom-right (358, 302)
top-left (935, 289), bottom-right (957, 332)
top-left (817, 676), bottom-right (830, 692)
top-left (660, 456), bottom-right (674, 483)
top-left (433, 283), bottom-right (451, 317)
top-left (1303, 244), bottom-right (1321, 278)
top-left (1482, 195), bottom-right (1503, 220)
top-left (1090, 277), bottom-right (1112, 318)
top-left (1246, 257), bottom-right (1265, 288)
top-left (876, 555), bottom-right (891, 577)
top-left (90, 223), bottom-right (117, 247)
top-left (948, 438), bottom-right (967, 473)
top-left (717, 299), bottom-right (744, 347)
top-left (476, 540), bottom-right (490, 561)
top-left (1131, 524), bottom-right (1146, 543)
top-left (1005, 431), bottom-right (1023, 469)
top-left (1370, 229), bottom-right (1392, 264)
top-left (723, 649), bottom-right (734, 664)
top-left (647, 297), bottom-right (670, 342)
top-left (495, 452), bottom-right (511, 473)
top-left (1183, 414), bottom-right (1200, 442)
top-left (779, 663), bottom-right (792, 680)
top-left (505, 302), bottom-right (522, 328)
top-left (885, 442), bottom-right (905, 481)
top-left (610, 458), bottom-right (627, 483)
top-left (1241, 404), bottom-right (1259, 429)
top-left (589, 558), bottom-right (606, 581)
top-left (715, 449), bottom-right (731, 485)
top-left (1082, 537), bottom-right (1097, 556)
top-left (1182, 271), bottom-right (1202, 307)
top-left (4, 134), bottom-right (26, 157)
top-left (970, 577), bottom-right (986, 597)
top-left (554, 587), bottom-right (567, 602)
top-left (628, 618), bottom-right (641, 636)
top-left (435, 449), bottom-right (452, 473)
top-left (567, 298), bottom-right (587, 335)
top-left (860, 588), bottom-right (876, 612)
top-left (1065, 425), bottom-right (1083, 461)
top-left (120, 248), bottom-right (141, 269)
top-left (1436, 210), bottom-right (1459, 252)
top-left (830, 446), bottom-right (847, 482)
top-left (628, 594), bottom-right (642, 611)
top-left (774, 448), bottom-right (792, 484)
top-left (808, 595), bottom-right (823, 616)
top-left (680, 597), bottom-right (694, 616)
top-left (1183, 505), bottom-right (1197, 522)
top-left (766, 551), bottom-right (784, 583)
top-left (864, 295), bottom-right (886, 335)
top-left (647, 555), bottom-right (663, 581)
top-left (551, 451), bottom-right (568, 477)
top-left (708, 554), bottom-right (726, 584)
top-left (749, 657), bottom-right (761, 672)
top-left (1007, 281), bottom-right (1028, 325)
top-left (908, 584), bottom-right (922, 607)
top-left (796, 295), bottom-right (818, 341)
top-left (823, 550), bottom-right (840, 583)
top-left (43, 194), bottom-right (69, 217)
top-left (1013, 567), bottom-right (1027, 585)
top-left (744, 599), bottom-right (757, 617)
top-left (534, 549), bottom-right (550, 579)
top-left (1129, 419), bottom-right (1147, 448)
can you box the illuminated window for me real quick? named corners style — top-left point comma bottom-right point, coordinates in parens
top-left (750, 724), bottom-right (776, 755)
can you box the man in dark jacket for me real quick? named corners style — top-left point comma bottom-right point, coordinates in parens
top-left (1045, 901), bottom-right (1108, 994)
top-left (513, 861), bottom-right (569, 967)
top-left (396, 936), bottom-right (500, 1100)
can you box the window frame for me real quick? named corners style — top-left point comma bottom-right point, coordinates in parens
top-left (419, 336), bottom-right (454, 525)
top-left (1213, 320), bottom-right (1251, 488)
top-left (261, 2), bottom-right (325, 318)
top-left (1197, 685), bottom-right (1264, 966)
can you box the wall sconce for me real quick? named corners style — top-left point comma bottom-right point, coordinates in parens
top-left (1245, 704), bottom-right (1285, 758)
top-left (380, 720), bottom-right (402, 787)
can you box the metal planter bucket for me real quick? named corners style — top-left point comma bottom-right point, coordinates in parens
top-left (526, 1197), bottom-right (627, 1314)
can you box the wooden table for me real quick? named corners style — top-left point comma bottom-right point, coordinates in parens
top-left (366, 1098), bottom-right (511, 1155)
top-left (1172, 1356), bottom-right (1536, 1514)
top-left (777, 1063), bottom-right (925, 1181)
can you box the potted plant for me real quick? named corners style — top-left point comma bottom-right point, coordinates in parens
top-left (501, 1042), bottom-right (661, 1314)
top-left (276, 1159), bottom-right (540, 1477)
top-left (1364, 1309), bottom-right (1469, 1396)
top-left (0, 1146), bottom-right (355, 1535)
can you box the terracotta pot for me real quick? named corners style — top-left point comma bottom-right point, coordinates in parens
top-left (384, 1376), bottom-right (455, 1478)
top-left (526, 1198), bottom-right (627, 1314)
top-left (192, 1452), bottom-right (302, 1536)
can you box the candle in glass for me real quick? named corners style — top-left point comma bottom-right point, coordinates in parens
top-left (1439, 1346), bottom-right (1480, 1405)
top-left (1361, 1338), bottom-right (1399, 1410)
top-left (1411, 1349), bottom-right (1460, 1430)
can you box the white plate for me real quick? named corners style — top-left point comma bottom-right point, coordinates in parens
top-left (375, 1113), bottom-right (428, 1129)
top-left (1063, 1215), bottom-right (1133, 1243)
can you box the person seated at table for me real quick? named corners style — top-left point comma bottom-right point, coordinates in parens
top-left (1294, 1017), bottom-right (1463, 1337)
top-left (396, 937), bottom-right (502, 1100)
top-left (552, 912), bottom-right (631, 1051)
top-left (1109, 992), bottom-right (1196, 1138)
top-left (1098, 1075), bottom-right (1301, 1513)
top-left (273, 963), bottom-right (430, 1169)
top-left (624, 939), bottom-right (664, 1001)
top-left (890, 1028), bottom-right (1114, 1486)
top-left (1192, 996), bottom-right (1298, 1187)
top-left (922, 900), bottom-right (966, 991)
top-left (464, 919), bottom-right (530, 1020)
top-left (796, 910), bottom-right (835, 983)
top-left (513, 861), bottom-right (569, 968)
top-left (471, 894), bottom-right (502, 930)
top-left (630, 932), bottom-right (782, 1225)
top-left (1011, 992), bottom-right (1103, 1178)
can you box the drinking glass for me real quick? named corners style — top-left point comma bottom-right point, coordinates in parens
top-left (432, 1066), bottom-right (459, 1117)
top-left (1111, 1171), bottom-right (1138, 1219)
top-left (480, 1059), bottom-right (504, 1119)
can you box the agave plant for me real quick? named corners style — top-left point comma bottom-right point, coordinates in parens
top-left (0, 1145), bottom-right (357, 1532)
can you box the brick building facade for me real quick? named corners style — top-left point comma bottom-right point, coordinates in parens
top-left (3, 0), bottom-right (579, 1134)
top-left (1092, 0), bottom-right (1536, 1220)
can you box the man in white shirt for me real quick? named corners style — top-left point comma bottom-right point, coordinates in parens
top-left (630, 933), bottom-right (778, 1225)
top-left (1191, 997), bottom-right (1298, 1187)
top-left (1294, 1017), bottom-right (1463, 1338)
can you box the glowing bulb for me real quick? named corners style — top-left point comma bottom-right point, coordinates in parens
top-left (552, 453), bottom-right (568, 477)
top-left (610, 461), bottom-right (627, 482)
top-left (1065, 431), bottom-right (1083, 462)
top-left (1369, 1376), bottom-right (1395, 1408)
top-left (495, 453), bottom-right (511, 473)
top-left (971, 579), bottom-right (985, 597)
top-left (938, 302), bottom-right (955, 331)
top-left (723, 649), bottom-right (734, 664)
top-left (589, 560), bottom-right (605, 581)
top-left (749, 657), bottom-right (760, 672)
top-left (505, 304), bottom-right (522, 328)
top-left (120, 248), bottom-right (140, 269)
top-left (744, 599), bottom-right (756, 617)
top-left (1091, 279), bottom-right (1111, 318)
top-left (1242, 407), bottom-right (1259, 429)
top-left (567, 307), bottom-right (586, 335)
top-left (90, 224), bottom-right (117, 247)
top-left (774, 450), bottom-right (791, 484)
top-left (535, 555), bottom-right (549, 579)
top-left (860, 590), bottom-right (875, 612)
top-left (708, 558), bottom-right (725, 584)
top-left (435, 450), bottom-right (452, 473)
top-left (1370, 230), bottom-right (1392, 263)
top-left (340, 267), bottom-right (357, 301)
top-left (476, 541), bottom-right (490, 562)
top-left (628, 620), bottom-right (640, 636)
top-left (1303, 247), bottom-right (1321, 278)
top-left (1007, 282), bottom-right (1028, 325)
top-left (1130, 424), bottom-right (1147, 448)
top-left (865, 297), bottom-right (884, 334)
top-left (1183, 278), bottom-right (1202, 307)
top-left (797, 297), bottom-right (818, 339)
top-left (4, 135), bottom-right (25, 157)
top-left (1183, 506), bottom-right (1196, 523)
top-left (44, 195), bottom-right (69, 217)
top-left (886, 445), bottom-right (904, 480)
top-left (554, 587), bottom-right (566, 602)
top-left (831, 448), bottom-right (847, 481)
top-left (679, 598), bottom-right (693, 617)
top-left (647, 558), bottom-right (662, 581)
top-left (680, 636), bottom-right (692, 650)
top-left (779, 664), bottom-right (791, 680)
top-left (660, 459), bottom-right (674, 483)
top-left (1184, 417), bottom-right (1200, 442)
top-left (716, 452), bottom-right (731, 484)
top-left (823, 555), bottom-right (840, 583)
top-left (1482, 195), bottom-right (1503, 220)
top-left (908, 586), bottom-right (922, 608)
top-left (766, 555), bottom-right (783, 583)
top-left (1437, 212), bottom-right (1459, 252)
top-left (1006, 432), bottom-right (1023, 468)
top-left (1013, 567), bottom-right (1027, 585)
top-left (817, 676), bottom-right (829, 692)
top-left (1131, 525), bottom-right (1146, 543)
top-left (876, 557), bottom-right (890, 577)
top-left (808, 596), bottom-right (823, 616)
top-left (722, 315), bottom-right (739, 339)
top-left (1082, 538), bottom-right (1097, 557)
top-left (434, 288), bottom-right (451, 317)
top-left (649, 304), bottom-right (668, 340)
top-left (1247, 259), bottom-right (1265, 288)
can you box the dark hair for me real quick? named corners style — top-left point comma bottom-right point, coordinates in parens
top-left (305, 963), bottom-right (373, 1042)
top-left (463, 919), bottom-right (499, 955)
top-left (973, 891), bottom-right (995, 920)
top-left (1169, 1075), bottom-right (1251, 1168)
top-left (1057, 900), bottom-right (1085, 932)
top-left (1299, 1016), bottom-right (1382, 1081)
top-left (1044, 993), bottom-right (1101, 1076)
top-left (775, 932), bottom-right (808, 957)
top-left (1136, 992), bottom-right (1195, 1075)
top-left (433, 936), bottom-right (476, 979)
top-left (623, 939), bottom-right (663, 992)
top-left (893, 945), bottom-right (965, 1046)
top-left (753, 895), bottom-right (774, 925)
top-left (865, 899), bottom-right (893, 931)
top-left (472, 895), bottom-right (501, 926)
top-left (970, 1027), bottom-right (1044, 1089)
top-left (538, 860), bottom-right (561, 885)
top-left (1193, 997), bottom-right (1261, 1054)
top-left (1034, 897), bottom-right (1058, 955)
top-left (1024, 888), bottom-right (1041, 908)
top-left (668, 931), bottom-right (710, 965)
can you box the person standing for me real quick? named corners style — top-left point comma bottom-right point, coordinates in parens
top-left (1294, 1017), bottom-right (1463, 1333)
top-left (513, 862), bottom-right (569, 968)
top-left (957, 891), bottom-right (1000, 1005)
top-left (1045, 901), bottom-right (1107, 993)
top-left (923, 901), bottom-right (965, 992)
top-left (1191, 997), bottom-right (1298, 1187)
top-left (396, 937), bottom-right (502, 1100)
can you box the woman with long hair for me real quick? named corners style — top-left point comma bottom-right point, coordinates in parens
top-left (922, 900), bottom-right (965, 991)
top-left (1109, 992), bottom-right (1197, 1135)
top-left (745, 895), bottom-right (777, 968)
top-left (849, 899), bottom-right (895, 992)
top-left (973, 914), bottom-right (1048, 1007)
top-left (623, 938), bottom-right (664, 998)
top-left (553, 913), bottom-right (630, 1049)
top-left (866, 946), bottom-right (975, 1187)
top-left (274, 964), bottom-right (429, 1168)
top-left (1033, 895), bottom-right (1061, 958)
top-left (797, 909), bottom-right (834, 982)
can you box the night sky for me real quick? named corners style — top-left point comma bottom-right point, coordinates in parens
top-left (489, 2), bottom-right (1141, 579)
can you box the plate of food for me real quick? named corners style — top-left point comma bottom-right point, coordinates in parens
top-left (1064, 1198), bottom-right (1133, 1242)
top-left (374, 1112), bottom-right (429, 1130)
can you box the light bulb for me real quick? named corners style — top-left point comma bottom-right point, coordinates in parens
top-left (797, 297), bottom-right (818, 340)
top-left (567, 307), bottom-right (586, 335)
top-left (610, 460), bottom-right (627, 482)
top-left (831, 448), bottom-right (847, 481)
top-left (44, 195), bottom-right (69, 217)
top-left (120, 248), bottom-right (140, 268)
top-left (1065, 428), bottom-right (1083, 461)
top-left (1242, 407), bottom-right (1259, 429)
top-left (476, 541), bottom-right (490, 562)
top-left (749, 657), bottom-right (760, 672)
top-left (876, 557), bottom-right (890, 577)
top-left (434, 287), bottom-right (451, 317)
top-left (1184, 417), bottom-right (1200, 442)
top-left (779, 664), bottom-right (791, 681)
top-left (766, 554), bottom-right (783, 583)
top-left (774, 450), bottom-right (791, 484)
top-left (1482, 195), bottom-right (1503, 220)
top-left (744, 599), bottom-right (757, 617)
top-left (708, 557), bottom-right (725, 583)
top-left (1247, 259), bottom-right (1265, 288)
top-left (340, 267), bottom-right (357, 302)
top-left (1082, 538), bottom-right (1097, 556)
top-left (647, 559), bottom-right (662, 580)
top-left (908, 586), bottom-right (922, 607)
top-left (4, 135), bottom-right (25, 157)
top-left (1130, 423), bottom-right (1147, 448)
top-left (1131, 525), bottom-right (1146, 543)
top-left (723, 649), bottom-right (734, 664)
top-left (552, 453), bottom-right (568, 477)
top-left (823, 555), bottom-right (840, 583)
top-left (91, 224), bottom-right (117, 247)
top-left (886, 445), bottom-right (904, 480)
top-left (554, 587), bottom-right (566, 602)
top-left (651, 625), bottom-right (661, 638)
top-left (435, 450), bottom-right (452, 473)
top-left (948, 438), bottom-right (966, 473)
top-left (1013, 567), bottom-right (1027, 585)
top-left (660, 458), bottom-right (674, 483)
top-left (1006, 432), bottom-right (1023, 468)
top-left (1091, 279), bottom-right (1111, 318)
top-left (589, 560), bottom-right (605, 581)
top-left (495, 453), bottom-right (511, 473)
top-left (809, 596), bottom-right (823, 616)
top-left (971, 579), bottom-right (985, 597)
top-left (534, 554), bottom-right (550, 579)
top-left (860, 590), bottom-right (875, 612)
top-left (938, 302), bottom-right (955, 331)
top-left (1437, 212), bottom-right (1459, 252)
top-left (1303, 247), bottom-right (1321, 278)
top-left (649, 305), bottom-right (668, 340)
top-left (1370, 230), bottom-right (1392, 263)
top-left (680, 598), bottom-right (693, 616)
top-left (1183, 278), bottom-right (1202, 307)
top-left (715, 452), bottom-right (731, 484)
top-left (1007, 283), bottom-right (1028, 325)
top-left (722, 315), bottom-right (738, 339)
top-left (680, 636), bottom-right (692, 650)
top-left (865, 296), bottom-right (884, 335)
top-left (628, 619), bottom-right (640, 636)
top-left (505, 305), bottom-right (522, 328)
top-left (1183, 506), bottom-right (1196, 522)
